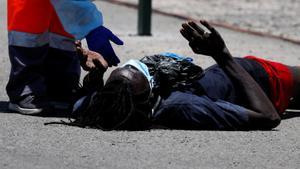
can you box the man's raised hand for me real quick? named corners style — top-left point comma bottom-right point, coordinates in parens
top-left (180, 20), bottom-right (231, 59)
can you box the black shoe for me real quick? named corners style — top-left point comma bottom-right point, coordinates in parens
top-left (8, 94), bottom-right (47, 115)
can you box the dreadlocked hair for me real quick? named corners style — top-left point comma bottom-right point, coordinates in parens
top-left (73, 69), bottom-right (152, 130)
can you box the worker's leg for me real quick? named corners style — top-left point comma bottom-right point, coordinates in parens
top-left (43, 48), bottom-right (80, 104)
top-left (7, 0), bottom-right (53, 114)
top-left (45, 8), bottom-right (80, 105)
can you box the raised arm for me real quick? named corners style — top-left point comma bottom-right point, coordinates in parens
top-left (180, 20), bottom-right (280, 129)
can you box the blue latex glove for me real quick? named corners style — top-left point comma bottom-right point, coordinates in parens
top-left (86, 26), bottom-right (124, 66)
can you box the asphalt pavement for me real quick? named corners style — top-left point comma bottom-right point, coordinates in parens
top-left (0, 1), bottom-right (299, 169)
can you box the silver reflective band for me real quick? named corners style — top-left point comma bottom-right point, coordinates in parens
top-left (8, 31), bottom-right (75, 51)
top-left (8, 31), bottom-right (48, 47)
top-left (49, 33), bottom-right (75, 51)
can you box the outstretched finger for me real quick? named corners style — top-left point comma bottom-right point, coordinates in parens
top-left (75, 40), bottom-right (81, 46)
top-left (75, 41), bottom-right (89, 56)
top-left (188, 21), bottom-right (205, 35)
top-left (109, 32), bottom-right (124, 45)
top-left (200, 20), bottom-right (217, 34)
top-left (182, 23), bottom-right (200, 37)
top-left (75, 41), bottom-right (82, 52)
top-left (180, 28), bottom-right (192, 41)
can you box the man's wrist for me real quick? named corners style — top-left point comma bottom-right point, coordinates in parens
top-left (212, 48), bottom-right (233, 66)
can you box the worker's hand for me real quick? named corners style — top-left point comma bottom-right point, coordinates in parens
top-left (76, 41), bottom-right (108, 72)
top-left (86, 26), bottom-right (124, 67)
top-left (180, 20), bottom-right (231, 59)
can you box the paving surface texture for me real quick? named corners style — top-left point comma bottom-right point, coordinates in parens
top-left (115, 0), bottom-right (300, 41)
top-left (0, 0), bottom-right (299, 169)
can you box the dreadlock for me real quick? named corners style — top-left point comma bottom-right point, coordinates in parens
top-left (72, 67), bottom-right (152, 130)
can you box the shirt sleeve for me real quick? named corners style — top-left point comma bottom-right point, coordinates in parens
top-left (50, 0), bottom-right (103, 40)
top-left (153, 91), bottom-right (250, 130)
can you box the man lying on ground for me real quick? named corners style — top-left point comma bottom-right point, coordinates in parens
top-left (70, 20), bottom-right (300, 130)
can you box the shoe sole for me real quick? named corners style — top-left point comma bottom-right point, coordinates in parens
top-left (8, 103), bottom-right (43, 115)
